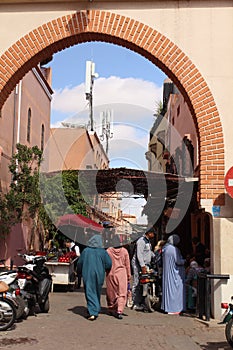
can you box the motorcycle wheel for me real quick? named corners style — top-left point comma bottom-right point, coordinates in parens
top-left (39, 297), bottom-right (50, 313)
top-left (0, 297), bottom-right (16, 331)
top-left (15, 295), bottom-right (27, 320)
top-left (225, 318), bottom-right (233, 347)
top-left (20, 298), bottom-right (29, 320)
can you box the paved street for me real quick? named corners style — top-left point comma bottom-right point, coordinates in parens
top-left (0, 286), bottom-right (231, 350)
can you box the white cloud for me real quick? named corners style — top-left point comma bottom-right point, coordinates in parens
top-left (51, 76), bottom-right (163, 125)
top-left (51, 76), bottom-right (163, 170)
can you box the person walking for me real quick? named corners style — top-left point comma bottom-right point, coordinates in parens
top-left (106, 236), bottom-right (131, 319)
top-left (77, 234), bottom-right (112, 321)
top-left (131, 227), bottom-right (155, 311)
top-left (161, 234), bottom-right (186, 315)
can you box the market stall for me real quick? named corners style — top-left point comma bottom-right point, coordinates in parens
top-left (47, 214), bottom-right (103, 291)
top-left (56, 213), bottom-right (103, 247)
top-left (45, 255), bottom-right (78, 292)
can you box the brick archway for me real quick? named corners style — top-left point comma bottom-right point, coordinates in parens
top-left (0, 10), bottom-right (224, 204)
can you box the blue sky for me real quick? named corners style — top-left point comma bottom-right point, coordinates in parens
top-left (50, 42), bottom-right (166, 94)
top-left (47, 42), bottom-right (166, 169)
top-left (48, 42), bottom-right (166, 125)
top-left (45, 42), bottom-right (167, 223)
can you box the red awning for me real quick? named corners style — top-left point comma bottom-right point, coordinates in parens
top-left (57, 214), bottom-right (103, 233)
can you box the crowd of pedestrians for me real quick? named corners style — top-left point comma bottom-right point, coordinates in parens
top-left (75, 228), bottom-right (210, 321)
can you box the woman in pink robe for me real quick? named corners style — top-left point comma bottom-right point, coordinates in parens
top-left (106, 243), bottom-right (131, 319)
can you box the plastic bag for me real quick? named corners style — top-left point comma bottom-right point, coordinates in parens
top-left (126, 282), bottom-right (133, 308)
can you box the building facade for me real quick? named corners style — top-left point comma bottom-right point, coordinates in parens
top-left (0, 1), bottom-right (233, 319)
top-left (0, 66), bottom-right (52, 266)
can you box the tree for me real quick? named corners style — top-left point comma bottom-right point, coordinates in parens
top-left (40, 170), bottom-right (88, 221)
top-left (0, 193), bottom-right (12, 239)
top-left (0, 144), bottom-right (89, 250)
top-left (0, 144), bottom-right (53, 249)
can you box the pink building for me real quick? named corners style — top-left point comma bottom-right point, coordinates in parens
top-left (146, 78), bottom-right (201, 254)
top-left (147, 78), bottom-right (198, 177)
top-left (0, 66), bottom-right (52, 267)
top-left (45, 127), bottom-right (109, 172)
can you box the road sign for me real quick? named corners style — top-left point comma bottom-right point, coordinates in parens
top-left (224, 166), bottom-right (233, 198)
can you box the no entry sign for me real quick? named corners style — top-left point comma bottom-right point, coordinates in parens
top-left (224, 167), bottom-right (233, 198)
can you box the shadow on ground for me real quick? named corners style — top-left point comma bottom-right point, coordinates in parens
top-left (200, 341), bottom-right (231, 349)
top-left (67, 305), bottom-right (87, 318)
top-left (67, 304), bottom-right (121, 319)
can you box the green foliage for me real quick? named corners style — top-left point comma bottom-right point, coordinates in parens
top-left (7, 143), bottom-right (43, 219)
top-left (0, 193), bottom-right (12, 238)
top-left (0, 144), bottom-right (88, 245)
top-left (154, 100), bottom-right (164, 117)
top-left (0, 144), bottom-right (53, 242)
top-left (62, 170), bottom-right (88, 215)
top-left (40, 170), bottom-right (87, 223)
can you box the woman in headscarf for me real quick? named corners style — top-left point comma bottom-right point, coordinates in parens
top-left (186, 260), bottom-right (204, 311)
top-left (77, 234), bottom-right (112, 320)
top-left (161, 234), bottom-right (186, 314)
top-left (106, 235), bottom-right (131, 319)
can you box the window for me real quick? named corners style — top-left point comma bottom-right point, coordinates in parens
top-left (41, 124), bottom-right (45, 151)
top-left (27, 108), bottom-right (31, 143)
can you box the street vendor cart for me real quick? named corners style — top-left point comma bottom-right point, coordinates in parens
top-left (45, 257), bottom-right (78, 292)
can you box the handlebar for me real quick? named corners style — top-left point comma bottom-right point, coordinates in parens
top-left (17, 253), bottom-right (47, 263)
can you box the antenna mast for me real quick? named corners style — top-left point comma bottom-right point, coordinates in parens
top-left (85, 61), bottom-right (98, 132)
top-left (99, 109), bottom-right (114, 155)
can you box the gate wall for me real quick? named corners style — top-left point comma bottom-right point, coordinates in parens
top-left (0, 1), bottom-right (233, 319)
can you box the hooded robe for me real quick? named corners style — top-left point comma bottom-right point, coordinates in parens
top-left (106, 246), bottom-right (131, 313)
top-left (77, 234), bottom-right (112, 317)
top-left (161, 234), bottom-right (186, 313)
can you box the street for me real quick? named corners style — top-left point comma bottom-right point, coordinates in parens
top-left (0, 286), bottom-right (231, 350)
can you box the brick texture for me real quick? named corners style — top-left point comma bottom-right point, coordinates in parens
top-left (0, 10), bottom-right (225, 204)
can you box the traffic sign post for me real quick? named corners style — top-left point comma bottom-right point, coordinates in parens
top-left (224, 166), bottom-right (233, 198)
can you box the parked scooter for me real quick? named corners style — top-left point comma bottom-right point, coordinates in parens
top-left (221, 297), bottom-right (233, 347)
top-left (139, 264), bottom-right (162, 312)
top-left (0, 281), bottom-right (17, 331)
top-left (0, 267), bottom-right (29, 320)
top-left (17, 253), bottom-right (52, 315)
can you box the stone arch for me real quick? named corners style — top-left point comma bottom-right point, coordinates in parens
top-left (0, 10), bottom-right (224, 204)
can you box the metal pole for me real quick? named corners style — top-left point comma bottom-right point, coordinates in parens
top-left (85, 61), bottom-right (98, 132)
top-left (89, 83), bottom-right (93, 132)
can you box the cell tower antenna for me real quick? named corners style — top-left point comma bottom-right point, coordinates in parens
top-left (85, 61), bottom-right (98, 131)
top-left (99, 109), bottom-right (114, 155)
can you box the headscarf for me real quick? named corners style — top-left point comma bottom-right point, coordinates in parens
top-left (167, 234), bottom-right (180, 246)
top-left (87, 234), bottom-right (103, 248)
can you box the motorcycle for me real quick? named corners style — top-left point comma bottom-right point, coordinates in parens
top-left (0, 268), bottom-right (29, 320)
top-left (221, 297), bottom-right (233, 347)
top-left (17, 253), bottom-right (52, 315)
top-left (0, 281), bottom-right (17, 331)
top-left (139, 266), bottom-right (162, 312)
